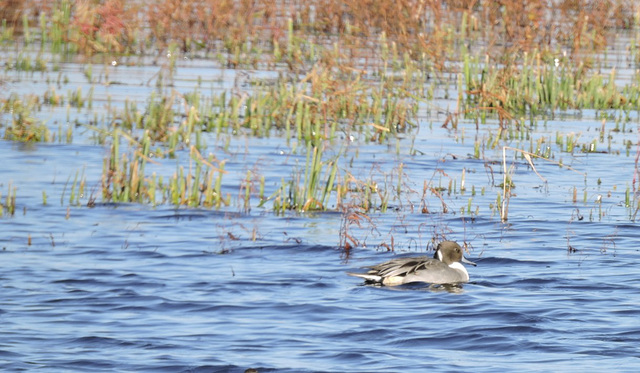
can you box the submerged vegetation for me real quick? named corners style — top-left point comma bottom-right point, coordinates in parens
top-left (2, 0), bottom-right (640, 230)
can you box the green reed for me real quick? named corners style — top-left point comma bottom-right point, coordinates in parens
top-left (50, 0), bottom-right (72, 54)
top-left (0, 183), bottom-right (17, 217)
top-left (2, 94), bottom-right (50, 142)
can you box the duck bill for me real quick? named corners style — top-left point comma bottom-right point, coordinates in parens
top-left (462, 256), bottom-right (477, 267)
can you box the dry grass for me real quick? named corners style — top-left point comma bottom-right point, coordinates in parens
top-left (3, 0), bottom-right (635, 62)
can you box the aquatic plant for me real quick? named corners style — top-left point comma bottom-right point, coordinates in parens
top-left (1, 94), bottom-right (50, 142)
top-left (338, 207), bottom-right (375, 251)
top-left (68, 0), bottom-right (140, 55)
top-left (99, 126), bottom-right (230, 208)
top-left (2, 0), bottom-right (640, 228)
top-left (61, 168), bottom-right (86, 207)
top-left (5, 0), bottom-right (633, 71)
top-left (266, 143), bottom-right (339, 212)
top-left (0, 182), bottom-right (17, 217)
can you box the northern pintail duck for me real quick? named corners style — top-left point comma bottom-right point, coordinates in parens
top-left (348, 241), bottom-right (476, 286)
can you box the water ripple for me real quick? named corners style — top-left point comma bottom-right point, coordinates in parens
top-left (2, 208), bottom-right (640, 371)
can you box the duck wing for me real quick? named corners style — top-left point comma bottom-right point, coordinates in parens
top-left (349, 255), bottom-right (468, 285)
top-left (367, 256), bottom-right (440, 278)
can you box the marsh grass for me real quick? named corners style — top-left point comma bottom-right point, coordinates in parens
top-left (98, 124), bottom-right (230, 208)
top-left (0, 182), bottom-right (17, 217)
top-left (461, 54), bottom-right (639, 127)
top-left (1, 93), bottom-right (51, 142)
top-left (267, 142), bottom-right (339, 212)
top-left (2, 0), bottom-right (640, 222)
top-left (2, 1), bottom-right (635, 64)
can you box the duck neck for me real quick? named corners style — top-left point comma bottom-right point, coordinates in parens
top-left (448, 262), bottom-right (470, 281)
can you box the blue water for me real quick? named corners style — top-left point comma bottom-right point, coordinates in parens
top-left (3, 50), bottom-right (640, 372)
top-left (2, 203), bottom-right (640, 372)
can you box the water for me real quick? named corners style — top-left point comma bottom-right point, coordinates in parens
top-left (3, 52), bottom-right (640, 371)
top-left (2, 204), bottom-right (640, 372)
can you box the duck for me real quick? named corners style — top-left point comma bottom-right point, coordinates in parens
top-left (347, 241), bottom-right (476, 286)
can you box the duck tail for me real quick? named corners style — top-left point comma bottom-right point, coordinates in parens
top-left (347, 272), bottom-right (383, 283)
